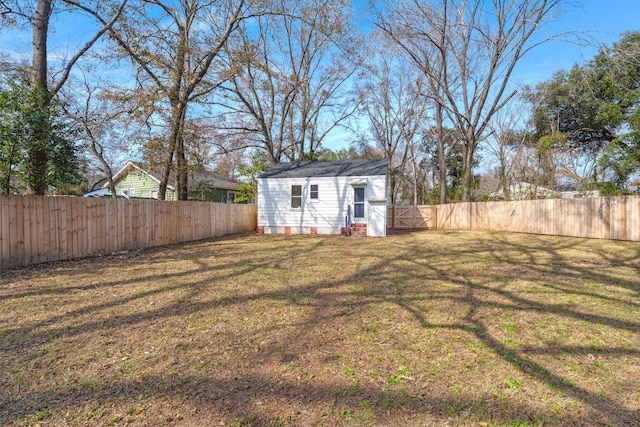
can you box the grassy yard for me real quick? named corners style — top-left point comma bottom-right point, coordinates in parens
top-left (0, 230), bottom-right (639, 426)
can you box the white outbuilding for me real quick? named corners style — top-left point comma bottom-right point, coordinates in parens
top-left (257, 159), bottom-right (388, 237)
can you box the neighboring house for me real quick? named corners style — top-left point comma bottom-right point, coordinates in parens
top-left (189, 168), bottom-right (240, 203)
top-left (108, 162), bottom-right (176, 200)
top-left (83, 162), bottom-right (240, 202)
top-left (257, 159), bottom-right (388, 237)
top-left (490, 181), bottom-right (557, 200)
top-left (490, 181), bottom-right (600, 200)
top-left (556, 183), bottom-right (600, 199)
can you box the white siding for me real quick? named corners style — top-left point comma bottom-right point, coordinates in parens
top-left (258, 175), bottom-right (386, 233)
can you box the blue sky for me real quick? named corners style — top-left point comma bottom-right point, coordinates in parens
top-left (513, 0), bottom-right (640, 84)
top-left (2, 0), bottom-right (638, 155)
top-left (327, 0), bottom-right (640, 150)
top-left (2, 0), bottom-right (634, 84)
top-left (2, 0), bottom-right (637, 87)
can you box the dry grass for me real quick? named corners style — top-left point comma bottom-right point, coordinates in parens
top-left (0, 230), bottom-right (639, 426)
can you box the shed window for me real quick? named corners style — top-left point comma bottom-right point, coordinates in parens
top-left (291, 185), bottom-right (302, 208)
top-left (354, 187), bottom-right (365, 218)
top-left (310, 184), bottom-right (319, 200)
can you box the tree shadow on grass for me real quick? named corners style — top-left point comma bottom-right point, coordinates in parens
top-left (1, 231), bottom-right (639, 425)
top-left (382, 231), bottom-right (640, 425)
top-left (1, 371), bottom-right (592, 426)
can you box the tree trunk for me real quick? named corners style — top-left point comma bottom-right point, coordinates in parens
top-left (438, 153), bottom-right (447, 204)
top-left (498, 152), bottom-right (509, 199)
top-left (461, 133), bottom-right (475, 202)
top-left (159, 100), bottom-right (188, 200)
top-left (176, 133), bottom-right (188, 200)
top-left (97, 155), bottom-right (117, 199)
top-left (26, 0), bottom-right (52, 195)
top-left (158, 135), bottom-right (175, 201)
top-left (32, 0), bottom-right (50, 92)
top-left (26, 146), bottom-right (48, 195)
top-left (435, 104), bottom-right (447, 205)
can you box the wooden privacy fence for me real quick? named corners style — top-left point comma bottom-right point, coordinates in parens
top-left (389, 205), bottom-right (437, 229)
top-left (0, 195), bottom-right (258, 270)
top-left (391, 196), bottom-right (639, 241)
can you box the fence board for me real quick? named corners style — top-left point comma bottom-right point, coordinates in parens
top-left (70, 197), bottom-right (78, 260)
top-left (610, 197), bottom-right (627, 241)
top-left (66, 197), bottom-right (74, 259)
top-left (0, 195), bottom-right (258, 270)
top-left (15, 197), bottom-right (25, 266)
top-left (0, 196), bottom-right (8, 269)
top-left (96, 198), bottom-right (106, 255)
top-left (6, 197), bottom-right (17, 266)
top-left (23, 196), bottom-right (33, 264)
top-left (630, 197), bottom-right (640, 241)
top-left (81, 197), bottom-right (89, 257)
top-left (49, 197), bottom-right (58, 262)
top-left (5, 197), bottom-right (14, 266)
top-left (432, 196), bottom-right (639, 242)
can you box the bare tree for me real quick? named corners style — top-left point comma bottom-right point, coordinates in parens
top-left (430, 102), bottom-right (458, 204)
top-left (217, 0), bottom-right (361, 165)
top-left (483, 96), bottom-right (534, 199)
top-left (79, 0), bottom-right (259, 199)
top-left (485, 91), bottom-right (601, 198)
top-left (378, 0), bottom-right (565, 201)
top-left (59, 69), bottom-right (147, 198)
top-left (356, 36), bottom-right (430, 207)
top-left (62, 83), bottom-right (117, 197)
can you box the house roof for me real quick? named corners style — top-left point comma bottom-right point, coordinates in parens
top-left (190, 169), bottom-right (239, 190)
top-left (107, 161), bottom-right (239, 191)
top-left (107, 161), bottom-right (175, 191)
top-left (83, 188), bottom-right (112, 198)
top-left (260, 159), bottom-right (388, 179)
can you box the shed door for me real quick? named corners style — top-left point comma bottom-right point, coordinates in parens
top-left (367, 200), bottom-right (386, 237)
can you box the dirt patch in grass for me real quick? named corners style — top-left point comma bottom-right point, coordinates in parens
top-left (1, 230), bottom-right (639, 426)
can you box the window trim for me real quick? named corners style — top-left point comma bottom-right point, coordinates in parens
top-left (122, 188), bottom-right (135, 198)
top-left (291, 184), bottom-right (302, 209)
top-left (310, 184), bottom-right (319, 200)
top-left (354, 187), bottom-right (365, 218)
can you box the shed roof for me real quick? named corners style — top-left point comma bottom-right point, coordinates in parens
top-left (260, 159), bottom-right (387, 179)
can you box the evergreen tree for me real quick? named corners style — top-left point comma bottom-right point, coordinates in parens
top-left (0, 78), bottom-right (81, 194)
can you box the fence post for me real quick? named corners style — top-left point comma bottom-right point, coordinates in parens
top-left (432, 206), bottom-right (437, 229)
top-left (605, 197), bottom-right (611, 240)
top-left (391, 205), bottom-right (396, 229)
top-left (413, 206), bottom-right (417, 229)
